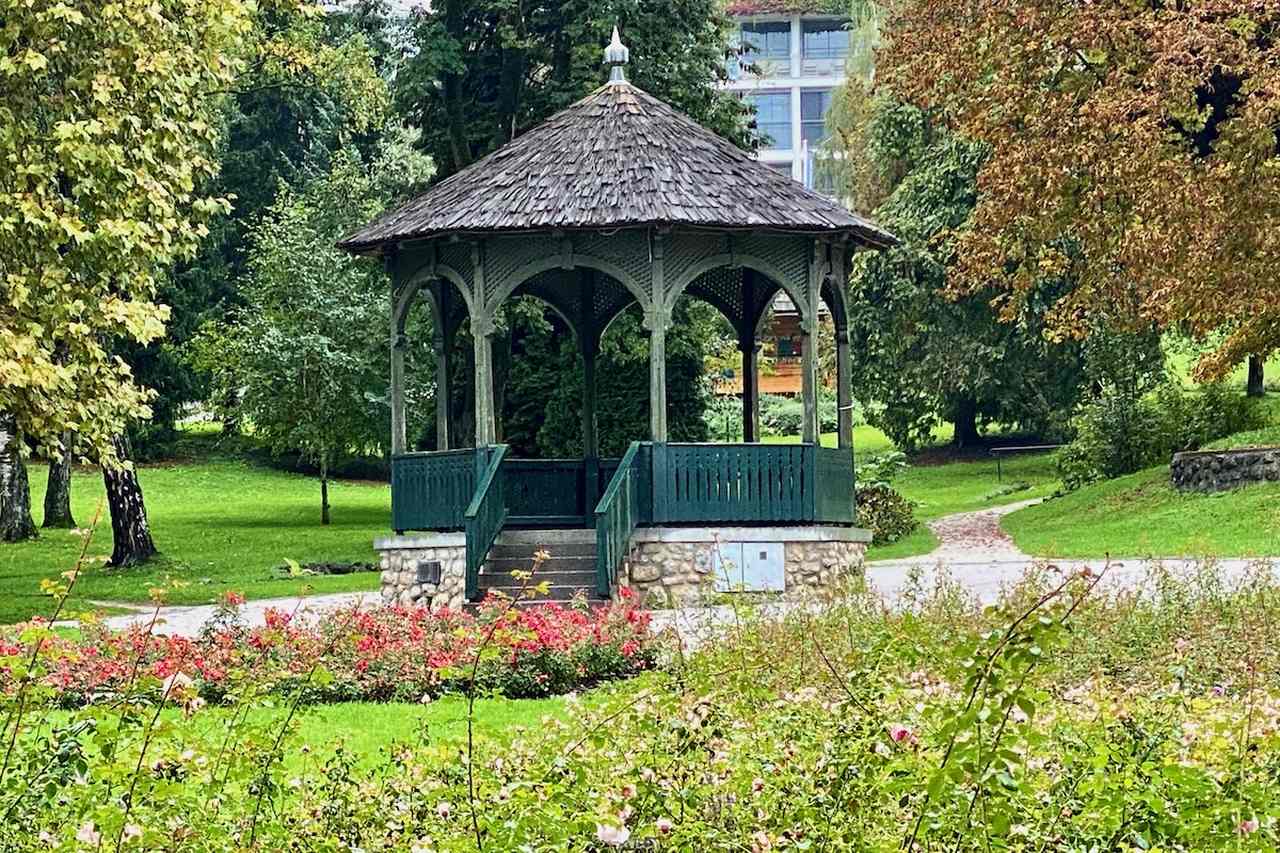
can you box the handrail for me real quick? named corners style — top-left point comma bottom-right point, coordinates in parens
top-left (594, 441), bottom-right (645, 598)
top-left (464, 444), bottom-right (509, 601)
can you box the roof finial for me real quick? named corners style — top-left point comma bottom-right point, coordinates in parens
top-left (604, 25), bottom-right (629, 84)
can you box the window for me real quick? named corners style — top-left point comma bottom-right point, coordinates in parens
top-left (741, 20), bottom-right (790, 63)
top-left (800, 89), bottom-right (833, 148)
top-left (746, 91), bottom-right (791, 150)
top-left (801, 19), bottom-right (850, 60)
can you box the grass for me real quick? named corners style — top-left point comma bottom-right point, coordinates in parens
top-left (1, 456), bottom-right (387, 624)
top-left (1204, 423), bottom-right (1280, 450)
top-left (1004, 466), bottom-right (1280, 558)
top-left (761, 422), bottom-right (955, 455)
top-left (868, 451), bottom-right (1061, 560)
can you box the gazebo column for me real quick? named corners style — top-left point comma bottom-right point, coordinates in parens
top-left (648, 235), bottom-right (669, 442)
top-left (433, 332), bottom-right (451, 451)
top-left (740, 337), bottom-right (759, 443)
top-left (740, 270), bottom-right (759, 443)
top-left (801, 241), bottom-right (826, 445)
top-left (836, 324), bottom-right (853, 450)
top-left (580, 270), bottom-right (600, 504)
top-left (387, 251), bottom-right (407, 456)
top-left (472, 316), bottom-right (497, 447)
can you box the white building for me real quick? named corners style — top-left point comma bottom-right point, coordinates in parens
top-left (724, 3), bottom-right (865, 194)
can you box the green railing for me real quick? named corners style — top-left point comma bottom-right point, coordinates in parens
top-left (811, 445), bottom-right (857, 524)
top-left (652, 443), bottom-right (809, 523)
top-left (594, 442), bottom-right (647, 598)
top-left (391, 449), bottom-right (478, 532)
top-left (464, 445), bottom-right (509, 601)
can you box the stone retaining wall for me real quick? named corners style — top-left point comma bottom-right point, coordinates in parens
top-left (622, 526), bottom-right (870, 607)
top-left (374, 533), bottom-right (466, 610)
top-left (1171, 447), bottom-right (1280, 493)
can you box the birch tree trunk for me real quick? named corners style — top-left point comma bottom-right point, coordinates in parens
top-left (42, 432), bottom-right (75, 529)
top-left (103, 435), bottom-right (157, 566)
top-left (0, 413), bottom-right (37, 542)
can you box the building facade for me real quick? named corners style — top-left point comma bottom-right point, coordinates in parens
top-left (724, 3), bottom-right (860, 193)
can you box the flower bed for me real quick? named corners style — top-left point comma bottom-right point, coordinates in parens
top-left (5, 591), bottom-right (656, 707)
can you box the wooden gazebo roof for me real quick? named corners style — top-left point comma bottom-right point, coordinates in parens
top-left (338, 74), bottom-right (894, 253)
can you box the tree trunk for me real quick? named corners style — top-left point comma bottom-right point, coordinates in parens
top-left (951, 397), bottom-right (981, 449)
top-left (320, 456), bottom-right (331, 526)
top-left (103, 435), bottom-right (157, 567)
top-left (43, 432), bottom-right (75, 529)
top-left (0, 413), bottom-right (37, 542)
top-left (1247, 354), bottom-right (1265, 398)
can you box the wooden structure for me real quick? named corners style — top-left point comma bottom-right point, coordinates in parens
top-left (340, 29), bottom-right (895, 601)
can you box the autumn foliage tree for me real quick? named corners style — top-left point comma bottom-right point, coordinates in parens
top-left (878, 0), bottom-right (1280, 378)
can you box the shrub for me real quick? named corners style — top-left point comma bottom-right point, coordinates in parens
top-left (5, 593), bottom-right (657, 708)
top-left (8, 563), bottom-right (1280, 849)
top-left (1058, 382), bottom-right (1267, 489)
top-left (759, 393), bottom-right (840, 436)
top-left (856, 483), bottom-right (918, 544)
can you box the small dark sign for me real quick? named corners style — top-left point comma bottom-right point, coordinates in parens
top-left (416, 560), bottom-right (442, 585)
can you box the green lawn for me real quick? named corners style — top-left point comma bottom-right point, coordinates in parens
top-left (1, 459), bottom-right (387, 624)
top-left (1004, 466), bottom-right (1280, 558)
top-left (869, 451), bottom-right (1061, 560)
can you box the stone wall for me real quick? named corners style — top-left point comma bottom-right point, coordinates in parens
top-left (375, 533), bottom-right (466, 610)
top-left (1171, 447), bottom-right (1280, 493)
top-left (622, 526), bottom-right (869, 607)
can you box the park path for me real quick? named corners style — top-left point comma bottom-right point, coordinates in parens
top-left (864, 498), bottom-right (1275, 605)
top-left (76, 499), bottom-right (1275, 642)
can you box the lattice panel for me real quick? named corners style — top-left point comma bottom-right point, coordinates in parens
top-left (739, 233), bottom-right (812, 308)
top-left (436, 241), bottom-right (475, 297)
top-left (683, 265), bottom-right (744, 331)
top-left (512, 268), bottom-right (639, 341)
top-left (576, 230), bottom-right (654, 301)
top-left (482, 235), bottom-right (554, 305)
top-left (664, 231), bottom-right (725, 297)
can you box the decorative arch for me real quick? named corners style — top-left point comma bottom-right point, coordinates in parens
top-left (485, 254), bottom-right (650, 317)
top-left (395, 260), bottom-right (475, 333)
top-left (820, 277), bottom-right (849, 334)
top-left (667, 253), bottom-right (811, 325)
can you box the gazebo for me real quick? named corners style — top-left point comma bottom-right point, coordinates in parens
top-left (339, 30), bottom-right (896, 608)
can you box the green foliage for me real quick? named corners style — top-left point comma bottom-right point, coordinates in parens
top-left (842, 95), bottom-right (1088, 451)
top-left (532, 302), bottom-right (712, 457)
top-left (0, 0), bottom-right (284, 462)
top-left (8, 562), bottom-right (1280, 848)
top-left (197, 131), bottom-right (435, 493)
top-left (856, 483), bottom-right (917, 545)
top-left (1058, 383), bottom-right (1266, 490)
top-left (758, 392), bottom-right (840, 436)
top-left (397, 0), bottom-right (750, 178)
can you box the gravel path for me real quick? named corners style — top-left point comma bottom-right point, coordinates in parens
top-left (71, 499), bottom-right (1277, 640)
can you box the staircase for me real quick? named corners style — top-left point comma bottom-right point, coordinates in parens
top-left (475, 529), bottom-right (604, 604)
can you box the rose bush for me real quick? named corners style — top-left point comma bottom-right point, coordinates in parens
top-left (5, 591), bottom-right (656, 708)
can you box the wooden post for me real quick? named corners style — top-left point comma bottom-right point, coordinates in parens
top-left (740, 270), bottom-right (758, 443)
top-left (387, 251), bottom-right (407, 457)
top-left (741, 339), bottom-right (758, 443)
top-left (432, 285), bottom-right (452, 451)
top-left (800, 241), bottom-right (825, 445)
top-left (473, 317), bottom-right (497, 447)
top-left (648, 234), bottom-right (669, 442)
top-left (836, 324), bottom-right (853, 450)
top-left (581, 270), bottom-right (600, 508)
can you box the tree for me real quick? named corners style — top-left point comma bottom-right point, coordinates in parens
top-left (0, 0), bottom-right (279, 465)
top-left (397, 0), bottom-right (749, 178)
top-left (878, 0), bottom-right (1280, 380)
top-left (0, 415), bottom-right (36, 543)
top-left (209, 132), bottom-right (435, 523)
top-left (837, 94), bottom-right (1088, 450)
top-left (42, 433), bottom-right (75, 530)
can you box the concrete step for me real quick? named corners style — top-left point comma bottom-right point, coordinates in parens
top-left (479, 569), bottom-right (596, 588)
top-left (477, 584), bottom-right (604, 603)
top-left (495, 528), bottom-right (596, 547)
top-left (486, 543), bottom-right (597, 560)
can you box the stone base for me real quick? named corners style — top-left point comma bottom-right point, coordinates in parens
top-left (621, 526), bottom-right (870, 608)
top-left (1171, 447), bottom-right (1280, 492)
top-left (374, 533), bottom-right (466, 610)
